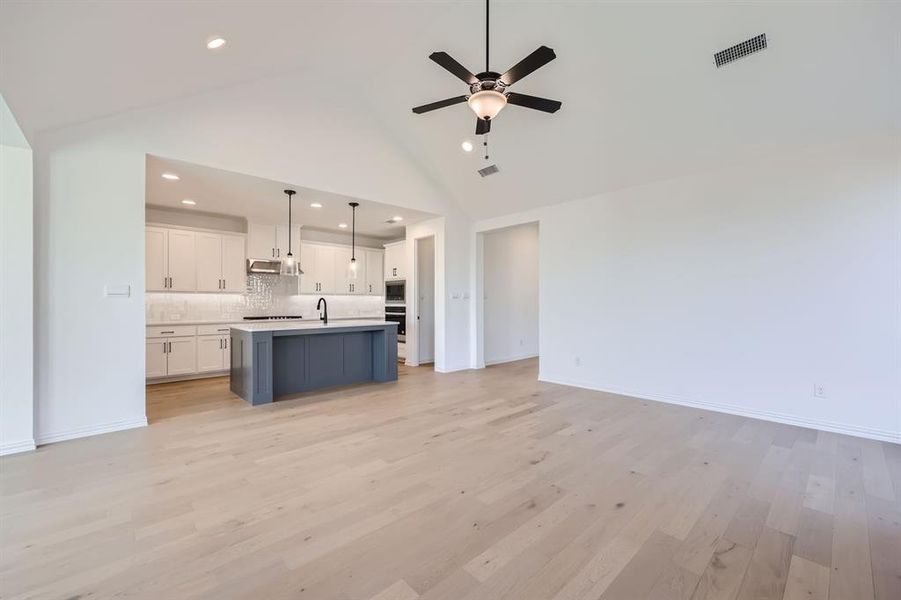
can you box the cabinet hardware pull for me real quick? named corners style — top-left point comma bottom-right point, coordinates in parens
top-left (163, 343), bottom-right (167, 354)
top-left (160, 331), bottom-right (174, 334)
top-left (217, 328), bottom-right (228, 332)
top-left (167, 341), bottom-right (171, 352)
top-left (225, 339), bottom-right (228, 349)
top-left (219, 339), bottom-right (222, 349)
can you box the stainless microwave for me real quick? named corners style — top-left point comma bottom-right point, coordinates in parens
top-left (385, 280), bottom-right (405, 303)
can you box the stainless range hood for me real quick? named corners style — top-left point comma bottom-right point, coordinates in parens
top-left (246, 259), bottom-right (303, 275)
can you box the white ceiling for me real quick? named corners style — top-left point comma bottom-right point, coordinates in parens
top-left (146, 156), bottom-right (435, 239)
top-left (2, 1), bottom-right (899, 220)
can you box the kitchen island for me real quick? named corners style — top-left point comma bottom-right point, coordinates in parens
top-left (229, 320), bottom-right (398, 405)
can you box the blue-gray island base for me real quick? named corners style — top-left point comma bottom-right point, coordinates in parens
top-left (229, 320), bottom-right (398, 405)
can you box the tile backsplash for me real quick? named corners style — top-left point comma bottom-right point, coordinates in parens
top-left (147, 274), bottom-right (385, 323)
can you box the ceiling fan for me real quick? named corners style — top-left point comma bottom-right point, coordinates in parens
top-left (412, 0), bottom-right (562, 135)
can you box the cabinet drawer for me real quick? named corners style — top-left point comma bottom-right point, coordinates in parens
top-left (146, 325), bottom-right (196, 338)
top-left (197, 324), bottom-right (236, 336)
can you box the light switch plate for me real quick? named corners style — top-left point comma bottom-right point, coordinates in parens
top-left (104, 284), bottom-right (131, 298)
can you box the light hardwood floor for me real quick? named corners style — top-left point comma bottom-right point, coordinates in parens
top-left (2, 359), bottom-right (899, 599)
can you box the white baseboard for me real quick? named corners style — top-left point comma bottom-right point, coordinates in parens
top-left (538, 375), bottom-right (901, 444)
top-left (485, 353), bottom-right (538, 366)
top-left (147, 370), bottom-right (228, 384)
top-left (0, 439), bottom-right (37, 456)
top-left (36, 417), bottom-right (148, 446)
top-left (435, 364), bottom-right (470, 374)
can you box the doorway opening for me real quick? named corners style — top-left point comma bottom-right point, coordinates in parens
top-left (413, 235), bottom-right (436, 367)
top-left (476, 221), bottom-right (539, 370)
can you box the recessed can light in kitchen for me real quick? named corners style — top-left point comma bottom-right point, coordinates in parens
top-left (338, 223), bottom-right (348, 229)
top-left (310, 202), bottom-right (322, 208)
top-left (461, 140), bottom-right (473, 152)
top-left (206, 37), bottom-right (226, 50)
top-left (181, 199), bottom-right (196, 206)
top-left (161, 173), bottom-right (180, 180)
top-left (391, 216), bottom-right (403, 222)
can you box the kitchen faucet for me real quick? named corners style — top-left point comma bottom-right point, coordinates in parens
top-left (317, 297), bottom-right (328, 325)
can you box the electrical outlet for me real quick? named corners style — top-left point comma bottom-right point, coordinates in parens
top-left (814, 384), bottom-right (826, 398)
top-left (574, 356), bottom-right (581, 367)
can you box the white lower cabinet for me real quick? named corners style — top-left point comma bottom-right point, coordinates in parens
top-left (146, 339), bottom-right (169, 378)
top-left (197, 335), bottom-right (230, 373)
top-left (147, 325), bottom-right (233, 380)
top-left (146, 335), bottom-right (196, 377)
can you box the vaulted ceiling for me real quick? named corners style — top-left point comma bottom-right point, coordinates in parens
top-left (2, 1), bottom-right (898, 219)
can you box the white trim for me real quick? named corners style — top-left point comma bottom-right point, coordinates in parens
top-left (538, 375), bottom-right (901, 444)
top-left (485, 353), bottom-right (538, 367)
top-left (36, 417), bottom-right (148, 446)
top-left (0, 439), bottom-right (36, 456)
top-left (435, 364), bottom-right (470, 374)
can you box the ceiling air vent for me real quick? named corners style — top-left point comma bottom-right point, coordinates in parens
top-left (478, 164), bottom-right (500, 177)
top-left (714, 33), bottom-right (767, 68)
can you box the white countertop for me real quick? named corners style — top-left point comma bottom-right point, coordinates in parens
top-left (147, 316), bottom-right (383, 327)
top-left (231, 319), bottom-right (392, 333)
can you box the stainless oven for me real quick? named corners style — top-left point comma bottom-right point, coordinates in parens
top-left (385, 305), bottom-right (405, 341)
top-left (385, 280), bottom-right (405, 304)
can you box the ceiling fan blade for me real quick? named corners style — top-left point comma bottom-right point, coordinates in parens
top-left (506, 92), bottom-right (562, 113)
top-left (429, 52), bottom-right (478, 85)
top-left (412, 95), bottom-right (469, 114)
top-left (475, 118), bottom-right (490, 135)
top-left (500, 46), bottom-right (556, 85)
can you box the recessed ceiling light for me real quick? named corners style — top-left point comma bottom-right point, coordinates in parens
top-left (181, 199), bottom-right (196, 206)
top-left (391, 216), bottom-right (404, 222)
top-left (206, 37), bottom-right (226, 50)
top-left (461, 140), bottom-right (473, 152)
top-left (338, 223), bottom-right (348, 229)
top-left (310, 202), bottom-right (322, 208)
top-left (161, 173), bottom-right (180, 180)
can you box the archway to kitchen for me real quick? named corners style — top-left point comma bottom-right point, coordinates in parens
top-left (474, 221), bottom-right (540, 373)
top-left (142, 155), bottom-right (434, 422)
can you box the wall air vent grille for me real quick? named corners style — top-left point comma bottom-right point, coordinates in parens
top-left (714, 33), bottom-right (767, 68)
top-left (478, 164), bottom-right (500, 177)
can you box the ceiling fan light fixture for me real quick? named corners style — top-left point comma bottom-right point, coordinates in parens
top-left (467, 90), bottom-right (507, 120)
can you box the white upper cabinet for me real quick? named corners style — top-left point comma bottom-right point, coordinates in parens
top-left (248, 222), bottom-right (300, 259)
top-left (221, 235), bottom-right (246, 292)
top-left (146, 227), bottom-right (168, 292)
top-left (195, 232), bottom-right (247, 292)
top-left (195, 232), bottom-right (224, 292)
top-left (146, 226), bottom-right (244, 293)
top-left (384, 240), bottom-right (405, 281)
top-left (247, 223), bottom-right (277, 259)
top-left (299, 241), bottom-right (383, 295)
top-left (145, 226), bottom-right (196, 291)
top-left (364, 249), bottom-right (383, 295)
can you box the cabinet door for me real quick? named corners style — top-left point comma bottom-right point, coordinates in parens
top-left (146, 227), bottom-right (168, 291)
top-left (333, 247), bottom-right (353, 294)
top-left (197, 335), bottom-right (225, 372)
top-left (276, 224), bottom-right (301, 259)
top-left (365, 250), bottom-right (383, 295)
top-left (195, 232), bottom-right (223, 292)
top-left (316, 245), bottom-right (336, 293)
top-left (221, 234), bottom-right (246, 292)
top-left (146, 339), bottom-right (168, 378)
top-left (349, 249), bottom-right (366, 294)
top-left (167, 230), bottom-right (196, 291)
top-left (166, 337), bottom-right (197, 376)
top-left (247, 223), bottom-right (277, 259)
top-left (299, 242), bottom-right (318, 294)
top-left (384, 242), bottom-right (405, 280)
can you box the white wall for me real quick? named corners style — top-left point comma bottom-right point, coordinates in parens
top-left (483, 223), bottom-right (539, 365)
top-left (476, 140), bottom-right (901, 442)
top-left (0, 95), bottom-right (35, 454)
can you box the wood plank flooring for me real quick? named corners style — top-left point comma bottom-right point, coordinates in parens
top-left (1, 359), bottom-right (898, 599)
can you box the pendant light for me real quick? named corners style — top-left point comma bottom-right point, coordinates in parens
top-left (281, 189), bottom-right (302, 276)
top-left (348, 202), bottom-right (359, 279)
